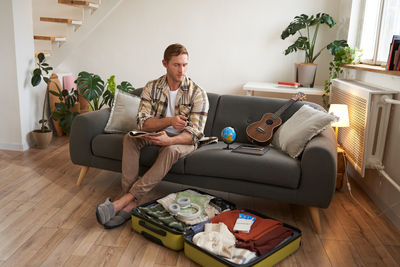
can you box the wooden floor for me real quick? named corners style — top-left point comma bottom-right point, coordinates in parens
top-left (1, 137), bottom-right (400, 267)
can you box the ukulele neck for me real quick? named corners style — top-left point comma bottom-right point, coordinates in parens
top-left (271, 99), bottom-right (295, 119)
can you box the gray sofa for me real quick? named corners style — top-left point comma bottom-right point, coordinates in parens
top-left (70, 90), bottom-right (337, 233)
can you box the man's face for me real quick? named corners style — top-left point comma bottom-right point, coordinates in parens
top-left (163, 54), bottom-right (188, 84)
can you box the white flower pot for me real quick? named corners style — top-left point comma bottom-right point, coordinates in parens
top-left (295, 63), bottom-right (317, 88)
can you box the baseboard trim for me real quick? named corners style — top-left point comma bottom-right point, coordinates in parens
top-left (0, 141), bottom-right (29, 151)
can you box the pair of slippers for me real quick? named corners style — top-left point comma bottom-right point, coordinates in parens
top-left (96, 198), bottom-right (132, 229)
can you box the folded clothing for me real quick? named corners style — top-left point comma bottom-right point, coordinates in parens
top-left (157, 189), bottom-right (218, 225)
top-left (236, 226), bottom-right (293, 256)
top-left (210, 210), bottom-right (282, 241)
top-left (192, 222), bottom-right (258, 264)
top-left (227, 247), bottom-right (258, 265)
top-left (136, 203), bottom-right (187, 233)
top-left (193, 222), bottom-right (236, 259)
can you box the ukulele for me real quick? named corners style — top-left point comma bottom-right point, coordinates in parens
top-left (246, 92), bottom-right (306, 146)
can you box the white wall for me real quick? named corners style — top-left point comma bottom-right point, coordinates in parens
top-left (55, 0), bottom-right (343, 95)
top-left (0, 0), bottom-right (37, 150)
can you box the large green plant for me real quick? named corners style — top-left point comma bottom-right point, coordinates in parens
top-left (76, 72), bottom-right (135, 111)
top-left (31, 53), bottom-right (54, 132)
top-left (322, 46), bottom-right (362, 108)
top-left (281, 13), bottom-right (348, 63)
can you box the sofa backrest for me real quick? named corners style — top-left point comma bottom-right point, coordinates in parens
top-left (210, 95), bottom-right (316, 143)
top-left (204, 92), bottom-right (219, 137)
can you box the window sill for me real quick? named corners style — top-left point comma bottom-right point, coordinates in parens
top-left (343, 64), bottom-right (400, 77)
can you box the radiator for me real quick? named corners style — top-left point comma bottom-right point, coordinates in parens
top-left (330, 79), bottom-right (396, 177)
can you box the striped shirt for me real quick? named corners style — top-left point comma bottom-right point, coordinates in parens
top-left (137, 75), bottom-right (209, 144)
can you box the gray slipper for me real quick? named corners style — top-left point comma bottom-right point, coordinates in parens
top-left (104, 210), bottom-right (132, 229)
top-left (96, 197), bottom-right (115, 225)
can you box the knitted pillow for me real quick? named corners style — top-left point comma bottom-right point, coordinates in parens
top-left (104, 89), bottom-right (140, 133)
top-left (271, 104), bottom-right (336, 158)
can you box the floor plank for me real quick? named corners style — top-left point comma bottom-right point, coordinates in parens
top-left (0, 137), bottom-right (400, 266)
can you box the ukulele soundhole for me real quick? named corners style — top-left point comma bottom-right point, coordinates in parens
top-left (266, 120), bottom-right (273, 125)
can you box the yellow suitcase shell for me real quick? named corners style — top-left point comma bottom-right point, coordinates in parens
top-left (183, 209), bottom-right (302, 266)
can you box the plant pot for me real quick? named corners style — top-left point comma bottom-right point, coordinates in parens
top-left (32, 129), bottom-right (52, 148)
top-left (295, 63), bottom-right (317, 88)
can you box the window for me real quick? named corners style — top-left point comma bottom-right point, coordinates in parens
top-left (354, 0), bottom-right (400, 65)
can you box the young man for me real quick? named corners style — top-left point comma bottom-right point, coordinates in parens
top-left (96, 43), bottom-right (209, 228)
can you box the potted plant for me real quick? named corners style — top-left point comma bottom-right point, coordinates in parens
top-left (75, 71), bottom-right (135, 111)
top-left (31, 53), bottom-right (54, 148)
top-left (322, 46), bottom-right (362, 108)
top-left (281, 13), bottom-right (348, 87)
top-left (49, 85), bottom-right (80, 134)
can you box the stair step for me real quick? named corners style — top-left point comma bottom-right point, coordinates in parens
top-left (34, 35), bottom-right (67, 41)
top-left (35, 51), bottom-right (51, 58)
top-left (40, 17), bottom-right (82, 25)
top-left (58, 0), bottom-right (99, 9)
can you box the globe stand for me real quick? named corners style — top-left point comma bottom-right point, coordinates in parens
top-left (223, 143), bottom-right (232, 150)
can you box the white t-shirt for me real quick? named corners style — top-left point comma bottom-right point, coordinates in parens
top-left (164, 87), bottom-right (182, 136)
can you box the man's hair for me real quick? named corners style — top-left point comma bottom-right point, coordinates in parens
top-left (163, 43), bottom-right (188, 63)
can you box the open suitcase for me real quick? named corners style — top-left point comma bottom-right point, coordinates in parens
top-left (183, 209), bottom-right (302, 267)
top-left (131, 188), bottom-right (235, 251)
top-left (131, 190), bottom-right (301, 266)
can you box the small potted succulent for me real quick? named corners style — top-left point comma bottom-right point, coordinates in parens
top-left (31, 53), bottom-right (53, 148)
top-left (281, 13), bottom-right (348, 87)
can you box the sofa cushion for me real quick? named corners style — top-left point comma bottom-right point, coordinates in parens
top-left (184, 142), bottom-right (301, 189)
top-left (91, 134), bottom-right (185, 174)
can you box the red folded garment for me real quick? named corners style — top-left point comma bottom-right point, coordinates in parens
top-left (236, 226), bottom-right (293, 255)
top-left (210, 210), bottom-right (282, 241)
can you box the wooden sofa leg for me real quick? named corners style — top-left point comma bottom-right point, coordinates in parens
top-left (77, 166), bottom-right (89, 186)
top-left (309, 206), bottom-right (322, 234)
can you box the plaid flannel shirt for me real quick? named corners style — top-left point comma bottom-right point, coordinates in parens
top-left (137, 75), bottom-right (209, 145)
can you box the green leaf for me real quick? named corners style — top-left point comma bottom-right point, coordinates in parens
top-left (38, 53), bottom-right (45, 63)
top-left (52, 111), bottom-right (63, 120)
top-left (106, 75), bottom-right (116, 94)
top-left (43, 77), bottom-right (50, 84)
top-left (33, 68), bottom-right (42, 76)
top-left (327, 40), bottom-right (348, 56)
top-left (31, 75), bottom-right (41, 86)
top-left (102, 89), bottom-right (114, 108)
top-left (319, 13), bottom-right (336, 28)
top-left (55, 102), bottom-right (64, 111)
top-left (49, 90), bottom-right (61, 97)
top-left (76, 71), bottom-right (105, 106)
top-left (117, 81), bottom-right (135, 93)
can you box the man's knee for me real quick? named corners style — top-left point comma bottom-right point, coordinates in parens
top-left (159, 145), bottom-right (181, 158)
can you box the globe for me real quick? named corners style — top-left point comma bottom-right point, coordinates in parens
top-left (221, 127), bottom-right (236, 149)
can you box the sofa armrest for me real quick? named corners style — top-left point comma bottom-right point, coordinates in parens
top-left (298, 127), bottom-right (337, 208)
top-left (69, 108), bottom-right (111, 166)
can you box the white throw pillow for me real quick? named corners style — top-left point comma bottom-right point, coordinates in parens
top-left (271, 104), bottom-right (336, 158)
top-left (104, 89), bottom-right (141, 133)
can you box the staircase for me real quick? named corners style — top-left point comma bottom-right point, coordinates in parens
top-left (32, 0), bottom-right (124, 68)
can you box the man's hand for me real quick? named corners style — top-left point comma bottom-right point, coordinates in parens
top-left (170, 115), bottom-right (187, 130)
top-left (143, 131), bottom-right (171, 146)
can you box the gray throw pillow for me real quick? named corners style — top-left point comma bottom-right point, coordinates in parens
top-left (272, 104), bottom-right (336, 158)
top-left (104, 89), bottom-right (141, 133)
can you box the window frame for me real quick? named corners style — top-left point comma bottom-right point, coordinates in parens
top-left (356, 0), bottom-right (387, 66)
